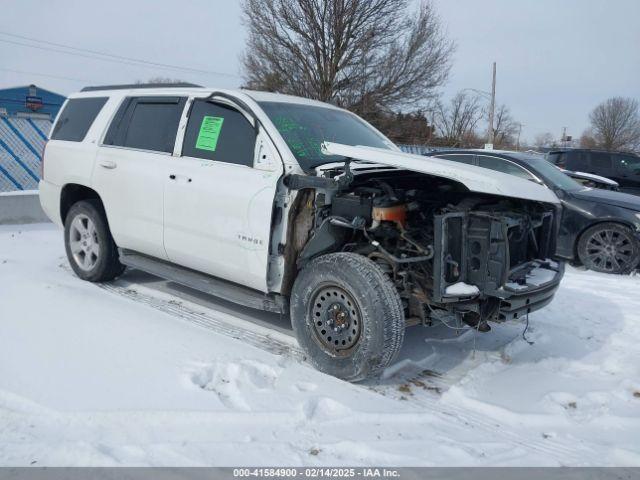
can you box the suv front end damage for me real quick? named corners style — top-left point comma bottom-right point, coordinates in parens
top-left (431, 208), bottom-right (563, 329)
top-left (286, 146), bottom-right (565, 334)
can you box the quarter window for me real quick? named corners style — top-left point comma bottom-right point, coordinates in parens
top-left (476, 155), bottom-right (536, 181)
top-left (104, 96), bottom-right (186, 153)
top-left (51, 97), bottom-right (108, 142)
top-left (182, 99), bottom-right (256, 166)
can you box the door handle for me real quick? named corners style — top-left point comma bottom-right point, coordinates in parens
top-left (99, 160), bottom-right (117, 169)
top-left (169, 174), bottom-right (176, 180)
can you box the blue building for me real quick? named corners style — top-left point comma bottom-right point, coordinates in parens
top-left (0, 84), bottom-right (66, 192)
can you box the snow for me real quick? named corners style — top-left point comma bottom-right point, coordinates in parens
top-left (445, 281), bottom-right (480, 296)
top-left (1, 223), bottom-right (640, 466)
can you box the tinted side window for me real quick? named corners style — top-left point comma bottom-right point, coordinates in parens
top-left (590, 152), bottom-right (612, 170)
top-left (615, 154), bottom-right (640, 173)
top-left (477, 155), bottom-right (535, 180)
top-left (564, 151), bottom-right (587, 170)
top-left (105, 96), bottom-right (186, 153)
top-left (182, 99), bottom-right (256, 166)
top-left (434, 154), bottom-right (475, 165)
top-left (51, 97), bottom-right (108, 142)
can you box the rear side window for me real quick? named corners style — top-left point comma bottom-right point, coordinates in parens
top-left (564, 151), bottom-right (587, 170)
top-left (51, 97), bottom-right (108, 142)
top-left (477, 155), bottom-right (536, 181)
top-left (590, 152), bottom-right (612, 170)
top-left (104, 96), bottom-right (186, 153)
top-left (182, 99), bottom-right (256, 166)
top-left (434, 154), bottom-right (475, 164)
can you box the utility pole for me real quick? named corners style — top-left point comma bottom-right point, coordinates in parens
top-left (487, 62), bottom-right (496, 147)
top-left (516, 123), bottom-right (523, 151)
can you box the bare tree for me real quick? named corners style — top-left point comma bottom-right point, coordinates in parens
top-left (433, 92), bottom-right (483, 147)
top-left (491, 104), bottom-right (519, 148)
top-left (534, 132), bottom-right (555, 149)
top-left (241, 0), bottom-right (455, 117)
top-left (589, 97), bottom-right (640, 152)
top-left (579, 129), bottom-right (598, 149)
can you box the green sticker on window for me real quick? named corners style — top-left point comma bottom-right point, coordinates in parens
top-left (195, 115), bottom-right (224, 151)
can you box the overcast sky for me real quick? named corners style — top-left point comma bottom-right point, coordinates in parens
top-left (1, 0), bottom-right (638, 143)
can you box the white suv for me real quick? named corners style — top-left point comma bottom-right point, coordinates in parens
top-left (40, 83), bottom-right (564, 380)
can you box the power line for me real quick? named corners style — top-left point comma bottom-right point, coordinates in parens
top-left (0, 31), bottom-right (241, 79)
top-left (0, 67), bottom-right (96, 84)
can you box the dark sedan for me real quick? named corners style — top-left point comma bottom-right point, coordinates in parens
top-left (429, 150), bottom-right (640, 274)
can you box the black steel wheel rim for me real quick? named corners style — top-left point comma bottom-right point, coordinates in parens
top-left (310, 285), bottom-right (362, 356)
top-left (585, 228), bottom-right (634, 272)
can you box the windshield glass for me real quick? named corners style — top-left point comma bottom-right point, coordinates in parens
top-left (511, 153), bottom-right (584, 191)
top-left (258, 101), bottom-right (392, 170)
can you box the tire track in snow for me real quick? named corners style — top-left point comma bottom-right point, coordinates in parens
top-left (78, 267), bottom-right (592, 464)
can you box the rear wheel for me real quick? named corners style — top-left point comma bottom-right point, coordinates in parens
top-left (64, 200), bottom-right (125, 282)
top-left (290, 253), bottom-right (405, 381)
top-left (577, 222), bottom-right (640, 274)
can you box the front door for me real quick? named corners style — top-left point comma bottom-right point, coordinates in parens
top-left (163, 98), bottom-right (283, 292)
top-left (614, 154), bottom-right (640, 194)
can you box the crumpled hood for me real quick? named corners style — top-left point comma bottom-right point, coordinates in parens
top-left (572, 187), bottom-right (640, 211)
top-left (320, 142), bottom-right (560, 205)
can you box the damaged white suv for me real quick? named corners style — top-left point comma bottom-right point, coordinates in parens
top-left (40, 84), bottom-right (564, 381)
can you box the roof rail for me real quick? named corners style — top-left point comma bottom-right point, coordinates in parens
top-left (80, 82), bottom-right (204, 92)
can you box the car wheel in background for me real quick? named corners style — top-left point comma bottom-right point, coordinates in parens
top-left (64, 200), bottom-right (125, 282)
top-left (577, 222), bottom-right (640, 274)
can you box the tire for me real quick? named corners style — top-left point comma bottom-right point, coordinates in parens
top-left (290, 252), bottom-right (405, 382)
top-left (577, 222), bottom-right (640, 274)
top-left (64, 199), bottom-right (125, 282)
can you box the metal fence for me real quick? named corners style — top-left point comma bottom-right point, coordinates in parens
top-left (0, 117), bottom-right (50, 192)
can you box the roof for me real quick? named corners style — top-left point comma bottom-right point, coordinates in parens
top-left (80, 82), bottom-right (203, 92)
top-left (70, 86), bottom-right (343, 110)
top-left (547, 148), bottom-right (640, 156)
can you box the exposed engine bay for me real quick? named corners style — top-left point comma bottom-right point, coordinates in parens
top-left (284, 162), bottom-right (563, 332)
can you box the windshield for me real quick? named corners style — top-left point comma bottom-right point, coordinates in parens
top-left (512, 153), bottom-right (584, 191)
top-left (258, 101), bottom-right (392, 170)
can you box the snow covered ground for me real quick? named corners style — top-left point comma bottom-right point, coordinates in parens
top-left (1, 223), bottom-right (639, 466)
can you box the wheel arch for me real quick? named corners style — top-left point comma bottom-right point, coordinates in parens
top-left (60, 183), bottom-right (103, 224)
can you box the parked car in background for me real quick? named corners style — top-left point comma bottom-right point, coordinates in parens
top-left (430, 150), bottom-right (640, 274)
top-left (547, 149), bottom-right (640, 195)
top-left (39, 84), bottom-right (564, 381)
top-left (560, 169), bottom-right (619, 191)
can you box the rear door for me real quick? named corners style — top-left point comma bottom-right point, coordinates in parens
top-left (93, 95), bottom-right (187, 259)
top-left (163, 97), bottom-right (283, 292)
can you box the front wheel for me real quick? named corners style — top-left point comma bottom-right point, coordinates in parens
top-left (577, 222), bottom-right (640, 274)
top-left (290, 253), bottom-right (405, 381)
top-left (64, 200), bottom-right (125, 282)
